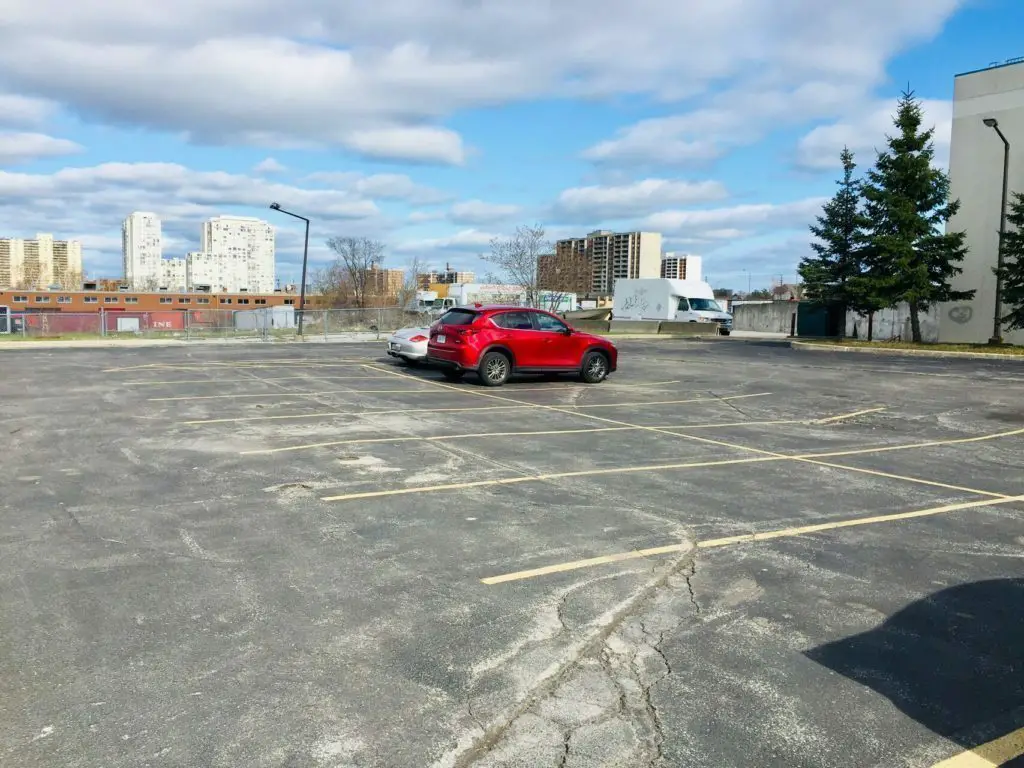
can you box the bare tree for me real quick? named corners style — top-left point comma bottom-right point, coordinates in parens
top-left (396, 255), bottom-right (426, 311)
top-left (323, 237), bottom-right (386, 308)
top-left (482, 224), bottom-right (552, 308)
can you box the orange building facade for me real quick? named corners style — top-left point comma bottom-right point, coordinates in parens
top-left (0, 288), bottom-right (297, 312)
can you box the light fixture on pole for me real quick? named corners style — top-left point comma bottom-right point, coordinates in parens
top-left (983, 117), bottom-right (1010, 345)
top-left (269, 203), bottom-right (310, 337)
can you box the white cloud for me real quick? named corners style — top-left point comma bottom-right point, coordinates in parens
top-left (0, 132), bottom-right (82, 164)
top-left (253, 157), bottom-right (286, 173)
top-left (640, 197), bottom-right (826, 239)
top-left (0, 161), bottom-right (401, 277)
top-left (342, 125), bottom-right (466, 165)
top-left (304, 171), bottom-right (448, 204)
top-left (0, 0), bottom-right (965, 162)
top-left (795, 98), bottom-right (953, 170)
top-left (0, 94), bottom-right (56, 128)
top-left (448, 200), bottom-right (520, 225)
top-left (554, 178), bottom-right (728, 220)
top-left (583, 81), bottom-right (869, 166)
top-left (392, 228), bottom-right (497, 254)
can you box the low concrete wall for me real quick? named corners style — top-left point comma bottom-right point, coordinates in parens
top-left (732, 301), bottom-right (796, 333)
top-left (610, 320), bottom-right (661, 334)
top-left (571, 319), bottom-right (611, 333)
top-left (658, 321), bottom-right (720, 336)
top-left (846, 304), bottom-right (939, 342)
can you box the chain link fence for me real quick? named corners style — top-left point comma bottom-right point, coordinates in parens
top-left (2, 306), bottom-right (437, 342)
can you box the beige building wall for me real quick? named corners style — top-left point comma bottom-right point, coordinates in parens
top-left (0, 238), bottom-right (26, 289)
top-left (941, 60), bottom-right (1024, 344)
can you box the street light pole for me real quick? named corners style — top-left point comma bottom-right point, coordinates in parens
top-left (983, 118), bottom-right (1010, 345)
top-left (269, 203), bottom-right (310, 337)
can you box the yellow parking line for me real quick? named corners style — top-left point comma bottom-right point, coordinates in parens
top-left (240, 419), bottom-right (801, 455)
top-left (481, 542), bottom-right (693, 584)
top-left (123, 375), bottom-right (398, 385)
top-left (930, 726), bottom-right (1024, 767)
top-left (319, 427), bottom-right (1022, 502)
top-left (152, 389), bottom-right (466, 401)
top-left (321, 455), bottom-right (772, 501)
top-left (811, 407), bottom-right (886, 424)
top-left (181, 392), bottom-right (771, 425)
top-left (358, 364), bottom-right (1012, 503)
top-left (481, 494), bottom-right (1024, 584)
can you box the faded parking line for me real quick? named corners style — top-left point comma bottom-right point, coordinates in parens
top-left (480, 493), bottom-right (1024, 584)
top-left (180, 392), bottom-right (771, 424)
top-left (240, 419), bottom-right (802, 455)
top-left (319, 426), bottom-right (1024, 502)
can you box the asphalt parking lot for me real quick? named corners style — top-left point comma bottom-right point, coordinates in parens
top-left (2, 338), bottom-right (1023, 768)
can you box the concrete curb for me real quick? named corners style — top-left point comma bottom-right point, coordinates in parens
top-left (791, 340), bottom-right (1024, 362)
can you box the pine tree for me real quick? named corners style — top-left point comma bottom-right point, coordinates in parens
top-left (799, 147), bottom-right (877, 326)
top-left (998, 191), bottom-right (1024, 331)
top-left (861, 89), bottom-right (975, 343)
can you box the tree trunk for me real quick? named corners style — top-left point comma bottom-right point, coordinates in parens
top-left (867, 312), bottom-right (874, 342)
top-left (908, 303), bottom-right (922, 343)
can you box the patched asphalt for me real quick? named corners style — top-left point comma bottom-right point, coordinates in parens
top-left (1, 338), bottom-right (1022, 768)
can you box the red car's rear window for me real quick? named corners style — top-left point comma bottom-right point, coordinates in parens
top-left (438, 309), bottom-right (478, 326)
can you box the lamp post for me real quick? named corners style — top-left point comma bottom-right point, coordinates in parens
top-left (269, 203), bottom-right (310, 336)
top-left (983, 117), bottom-right (1010, 345)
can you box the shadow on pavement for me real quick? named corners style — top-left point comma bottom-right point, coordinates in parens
top-left (805, 578), bottom-right (1024, 758)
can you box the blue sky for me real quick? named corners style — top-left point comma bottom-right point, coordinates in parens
top-left (0, 0), bottom-right (1021, 291)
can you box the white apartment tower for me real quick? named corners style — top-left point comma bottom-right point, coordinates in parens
top-left (122, 212), bottom-right (163, 289)
top-left (201, 216), bottom-right (275, 293)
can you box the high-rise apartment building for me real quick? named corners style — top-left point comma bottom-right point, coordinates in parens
top-left (122, 212), bottom-right (163, 289)
top-left (201, 216), bottom-right (275, 293)
top-left (417, 265), bottom-right (475, 289)
top-left (0, 234), bottom-right (82, 289)
top-left (547, 230), bottom-right (662, 296)
top-left (160, 258), bottom-right (187, 291)
top-left (186, 251), bottom-right (252, 293)
top-left (660, 253), bottom-right (702, 281)
top-left (363, 265), bottom-right (405, 301)
top-left (940, 58), bottom-right (1024, 344)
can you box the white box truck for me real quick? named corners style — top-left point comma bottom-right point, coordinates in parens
top-left (611, 278), bottom-right (733, 334)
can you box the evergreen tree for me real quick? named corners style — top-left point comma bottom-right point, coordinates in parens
top-left (998, 191), bottom-right (1024, 331)
top-left (799, 147), bottom-right (875, 323)
top-left (861, 89), bottom-right (975, 342)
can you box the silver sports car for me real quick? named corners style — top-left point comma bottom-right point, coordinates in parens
top-left (386, 326), bottom-right (430, 364)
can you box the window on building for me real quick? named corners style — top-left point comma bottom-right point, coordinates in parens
top-left (197, 298), bottom-right (210, 305)
top-left (159, 297), bottom-right (172, 304)
top-left (125, 297), bottom-right (139, 304)
top-left (57, 296), bottom-right (73, 304)
top-left (255, 299), bottom-right (267, 305)
top-left (104, 296), bottom-right (118, 303)
top-left (223, 299), bottom-right (232, 305)
top-left (34, 295), bottom-right (50, 303)
top-left (13, 295), bottom-right (27, 302)
top-left (284, 299), bottom-right (294, 305)
top-left (238, 298), bottom-right (249, 305)
top-left (84, 296), bottom-right (98, 304)
top-left (178, 298), bottom-right (190, 304)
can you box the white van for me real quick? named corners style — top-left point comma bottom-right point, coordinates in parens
top-left (612, 278), bottom-right (733, 334)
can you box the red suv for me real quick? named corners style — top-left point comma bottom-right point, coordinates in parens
top-left (426, 305), bottom-right (617, 387)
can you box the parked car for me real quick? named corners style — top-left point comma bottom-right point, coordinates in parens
top-left (386, 326), bottom-right (430, 365)
top-left (426, 305), bottom-right (617, 387)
